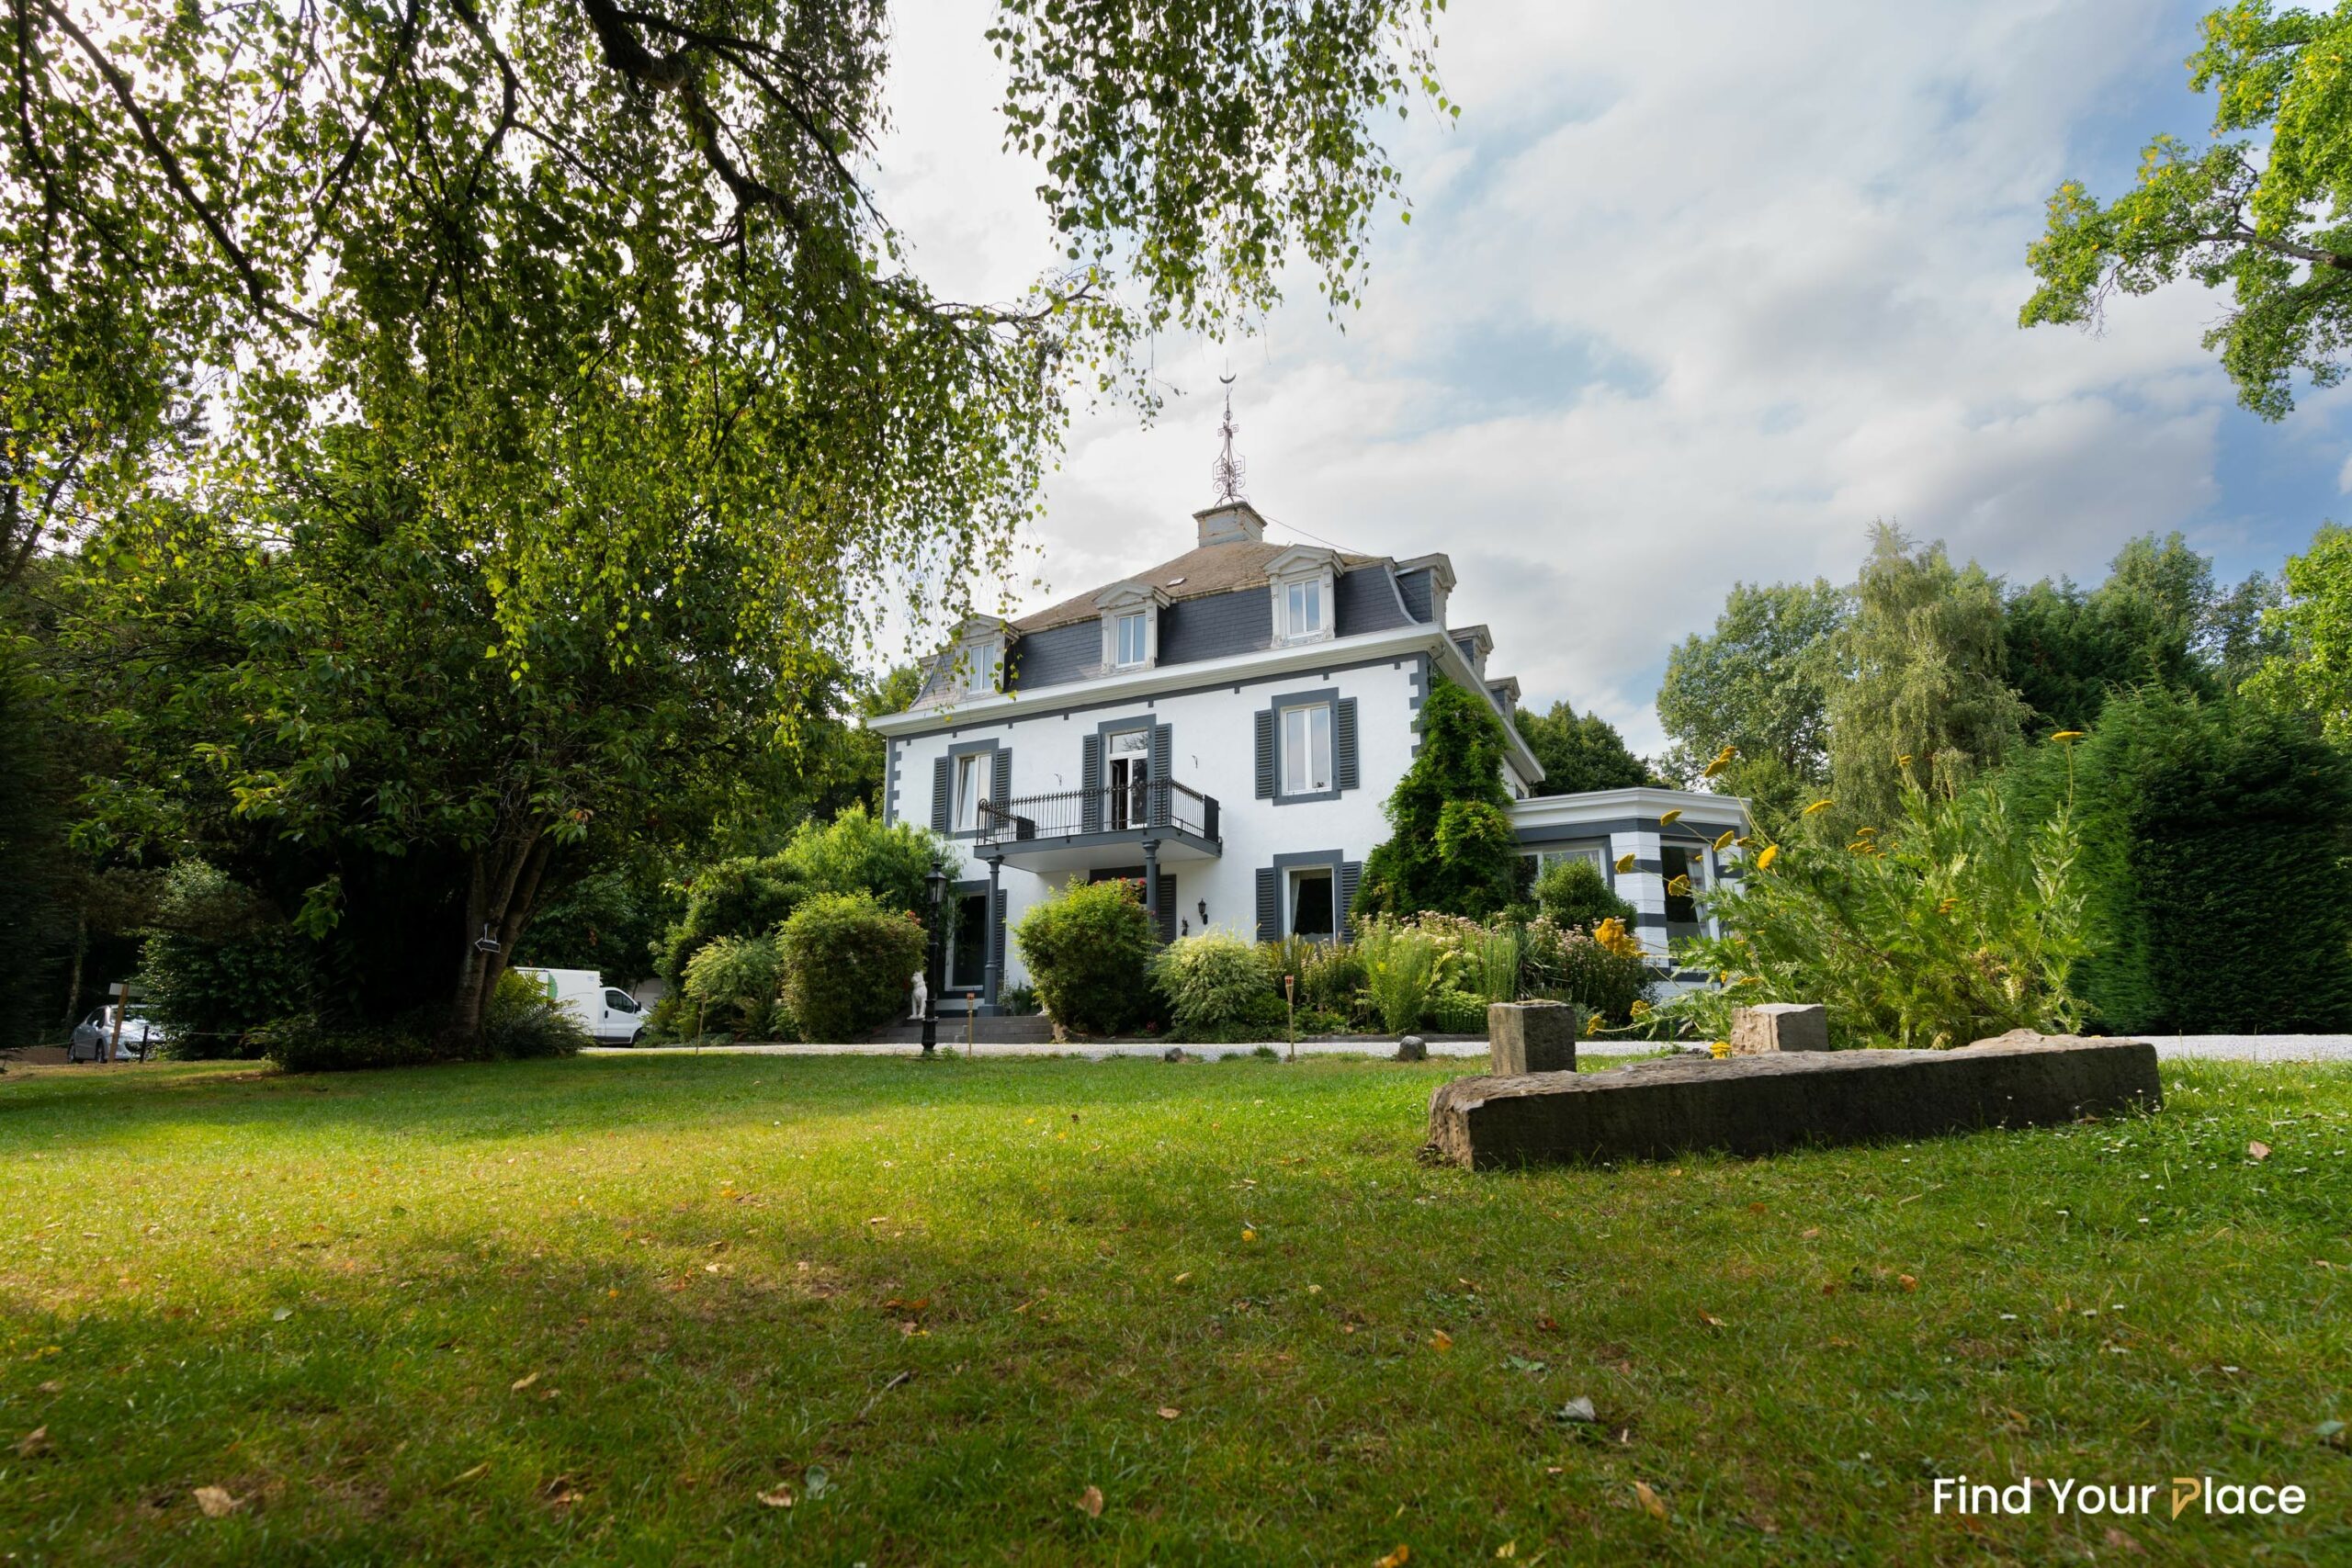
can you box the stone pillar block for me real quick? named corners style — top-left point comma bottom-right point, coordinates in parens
top-left (1488, 1001), bottom-right (1579, 1076)
top-left (1731, 1003), bottom-right (1829, 1055)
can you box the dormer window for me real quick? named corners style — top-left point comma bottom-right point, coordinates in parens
top-left (1284, 580), bottom-right (1325, 641)
top-left (1114, 611), bottom-right (1148, 668)
top-left (1093, 581), bottom-right (1166, 674)
top-left (1266, 545), bottom-right (1339, 646)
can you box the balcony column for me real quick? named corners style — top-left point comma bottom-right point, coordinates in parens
top-left (1141, 838), bottom-right (1161, 942)
top-left (981, 852), bottom-right (1003, 1014)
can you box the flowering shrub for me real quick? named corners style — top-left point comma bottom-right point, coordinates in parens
top-left (1357, 918), bottom-right (1446, 1033)
top-left (1667, 768), bottom-right (2090, 1048)
top-left (1152, 931), bottom-right (1284, 1036)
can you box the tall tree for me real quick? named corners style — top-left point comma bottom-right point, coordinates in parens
top-left (1513, 700), bottom-right (1653, 796)
top-left (2245, 521), bottom-right (2352, 739)
top-left (2020, 2), bottom-right (2352, 417)
top-left (14, 0), bottom-right (1446, 1040)
top-left (1655, 579), bottom-right (1848, 819)
top-left (2004, 532), bottom-right (2220, 733)
top-left (1360, 679), bottom-right (1525, 919)
top-left (1826, 525), bottom-right (2028, 824)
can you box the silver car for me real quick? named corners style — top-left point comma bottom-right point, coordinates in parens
top-left (69, 1006), bottom-right (167, 1062)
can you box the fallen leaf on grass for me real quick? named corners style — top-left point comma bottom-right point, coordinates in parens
top-left (882, 1296), bottom-right (931, 1314)
top-left (1555, 1396), bottom-right (1598, 1424)
top-left (450, 1462), bottom-right (491, 1485)
top-left (1535, 1314), bottom-right (1559, 1333)
top-left (542, 1477), bottom-right (582, 1506)
top-left (1696, 1311), bottom-right (1726, 1330)
top-left (1156, 1406), bottom-right (1182, 1420)
top-left (1495, 1541), bottom-right (1518, 1559)
top-left (510, 1371), bottom-right (540, 1392)
top-left (16, 1426), bottom-right (51, 1458)
top-left (1800, 1227), bottom-right (1821, 1240)
top-left (2103, 1526), bottom-right (2143, 1553)
top-left (1898, 1275), bottom-right (1918, 1292)
top-left (1375, 1547), bottom-right (1411, 1568)
top-left (1077, 1483), bottom-right (1104, 1517)
top-left (758, 1486), bottom-right (795, 1508)
top-left (36, 1381), bottom-right (62, 1394)
top-left (1171, 1271), bottom-right (1193, 1285)
top-left (803, 1466), bottom-right (831, 1500)
top-left (1430, 1330), bottom-right (1454, 1352)
top-left (1634, 1481), bottom-right (1667, 1519)
top-left (2248, 1141), bottom-right (2271, 1161)
top-left (193, 1486), bottom-right (243, 1518)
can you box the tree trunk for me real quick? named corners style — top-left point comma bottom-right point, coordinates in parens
top-left (446, 830), bottom-right (552, 1047)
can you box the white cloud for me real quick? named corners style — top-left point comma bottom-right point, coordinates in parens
top-left (868, 0), bottom-right (2273, 751)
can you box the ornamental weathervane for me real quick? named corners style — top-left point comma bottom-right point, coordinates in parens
top-left (1210, 372), bottom-right (1248, 504)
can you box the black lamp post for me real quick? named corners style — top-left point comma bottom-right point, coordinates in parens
top-left (922, 868), bottom-right (946, 1055)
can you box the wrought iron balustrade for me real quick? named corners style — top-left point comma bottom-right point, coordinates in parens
top-left (978, 779), bottom-right (1219, 846)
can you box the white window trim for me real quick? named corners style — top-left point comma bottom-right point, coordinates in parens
top-left (1279, 702), bottom-right (1334, 796)
top-left (1111, 609), bottom-right (1150, 669)
top-left (1269, 566), bottom-right (1336, 646)
top-left (952, 751), bottom-right (987, 833)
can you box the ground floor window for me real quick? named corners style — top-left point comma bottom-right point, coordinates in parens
top-left (948, 890), bottom-right (989, 989)
top-left (1660, 844), bottom-right (1705, 931)
top-left (1288, 865), bottom-right (1336, 940)
top-left (1524, 844), bottom-right (1606, 878)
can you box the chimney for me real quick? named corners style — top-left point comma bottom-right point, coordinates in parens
top-left (1193, 501), bottom-right (1267, 548)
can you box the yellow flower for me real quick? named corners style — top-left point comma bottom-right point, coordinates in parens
top-left (2051, 729), bottom-right (2086, 743)
top-left (1712, 829), bottom-right (1736, 851)
top-left (1897, 754), bottom-right (1914, 768)
top-left (1801, 798), bottom-right (1834, 817)
top-left (1701, 745), bottom-right (1736, 780)
top-left (1614, 852), bottom-right (1636, 873)
top-left (1592, 917), bottom-right (1642, 959)
top-left (1583, 1012), bottom-right (1601, 1036)
top-left (1658, 809), bottom-right (1683, 827)
top-left (1855, 826), bottom-right (1876, 837)
top-left (1666, 874), bottom-right (1691, 896)
top-left (1755, 844), bottom-right (1780, 870)
top-left (1629, 998), bottom-right (1652, 1019)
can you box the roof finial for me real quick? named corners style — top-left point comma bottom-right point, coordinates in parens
top-left (1210, 372), bottom-right (1248, 505)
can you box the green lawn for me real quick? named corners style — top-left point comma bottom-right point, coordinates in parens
top-left (2, 1053), bottom-right (2347, 1565)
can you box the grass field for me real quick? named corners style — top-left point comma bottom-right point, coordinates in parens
top-left (2, 1052), bottom-right (2348, 1565)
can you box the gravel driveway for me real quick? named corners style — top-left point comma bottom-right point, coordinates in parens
top-left (587, 1035), bottom-right (2352, 1063)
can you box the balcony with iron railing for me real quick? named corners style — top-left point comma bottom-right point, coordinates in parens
top-left (977, 779), bottom-right (1222, 864)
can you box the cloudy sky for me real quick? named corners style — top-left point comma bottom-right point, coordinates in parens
top-left (866, 0), bottom-right (2348, 753)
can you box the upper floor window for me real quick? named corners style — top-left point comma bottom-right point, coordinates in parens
top-left (1283, 579), bottom-right (1326, 641)
top-left (953, 751), bottom-right (987, 832)
top-left (1114, 611), bottom-right (1148, 668)
top-left (1281, 703), bottom-right (1333, 795)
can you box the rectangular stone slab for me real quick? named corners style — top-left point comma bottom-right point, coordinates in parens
top-left (1423, 1038), bottom-right (2161, 1169)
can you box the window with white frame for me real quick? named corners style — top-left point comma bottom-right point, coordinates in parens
top-left (1282, 578), bottom-right (1326, 641)
top-left (952, 752), bottom-right (987, 833)
top-left (1280, 703), bottom-right (1333, 795)
top-left (1114, 610), bottom-right (1148, 668)
top-left (1524, 845), bottom-right (1607, 877)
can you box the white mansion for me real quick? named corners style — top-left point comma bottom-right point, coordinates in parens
top-left (869, 497), bottom-right (1747, 1014)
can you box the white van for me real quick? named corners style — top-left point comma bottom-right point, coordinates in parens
top-left (514, 967), bottom-right (649, 1045)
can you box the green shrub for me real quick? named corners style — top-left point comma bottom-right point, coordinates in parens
top-left (259, 971), bottom-right (587, 1071)
top-left (682, 932), bottom-right (783, 1038)
top-left (1359, 679), bottom-right (1530, 919)
top-left (1532, 859), bottom-right (1636, 932)
top-left (1426, 987), bottom-right (1488, 1033)
top-left (1278, 935), bottom-right (1367, 1019)
top-left (479, 969), bottom-right (592, 1059)
top-left (141, 861), bottom-right (310, 1058)
top-left (999, 983), bottom-right (1041, 1017)
top-left (1151, 931), bottom-right (1281, 1035)
top-left (778, 891), bottom-right (927, 1042)
top-left (1013, 878), bottom-right (1158, 1037)
top-left (1357, 919), bottom-right (1444, 1034)
top-left (1523, 917), bottom-right (1650, 1024)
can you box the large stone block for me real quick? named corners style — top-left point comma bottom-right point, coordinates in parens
top-left (1730, 1003), bottom-right (1829, 1055)
top-left (1424, 1036), bottom-right (2160, 1169)
top-left (1488, 1001), bottom-right (1578, 1076)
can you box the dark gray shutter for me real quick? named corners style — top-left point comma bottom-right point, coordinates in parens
top-left (1155, 874), bottom-right (1177, 942)
top-left (1080, 733), bottom-right (1103, 832)
top-left (991, 889), bottom-right (1007, 982)
top-left (931, 755), bottom-right (952, 833)
top-left (1256, 866), bottom-right (1278, 942)
top-left (1150, 724), bottom-right (1172, 827)
top-left (1339, 861), bottom-right (1363, 937)
top-left (990, 748), bottom-right (1012, 817)
top-left (1335, 697), bottom-right (1359, 791)
top-left (1254, 709), bottom-right (1276, 798)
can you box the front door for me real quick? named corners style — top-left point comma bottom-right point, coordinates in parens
top-left (1106, 729), bottom-right (1150, 829)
